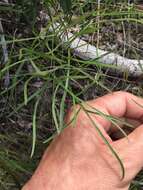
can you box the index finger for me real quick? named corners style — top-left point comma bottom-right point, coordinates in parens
top-left (86, 91), bottom-right (143, 131)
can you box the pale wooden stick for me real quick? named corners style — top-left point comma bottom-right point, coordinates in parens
top-left (50, 22), bottom-right (143, 76)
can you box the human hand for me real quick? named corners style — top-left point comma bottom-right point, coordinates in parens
top-left (22, 91), bottom-right (143, 190)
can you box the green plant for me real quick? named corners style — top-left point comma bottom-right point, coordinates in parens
top-left (0, 0), bottom-right (143, 189)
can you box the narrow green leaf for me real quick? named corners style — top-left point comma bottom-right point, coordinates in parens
top-left (82, 105), bottom-right (125, 179)
top-left (59, 49), bottom-right (70, 130)
top-left (24, 77), bottom-right (34, 106)
top-left (31, 98), bottom-right (40, 157)
top-left (52, 84), bottom-right (60, 134)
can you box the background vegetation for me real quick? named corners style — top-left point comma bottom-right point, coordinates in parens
top-left (0, 0), bottom-right (143, 189)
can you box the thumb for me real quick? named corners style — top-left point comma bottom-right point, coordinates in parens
top-left (113, 125), bottom-right (143, 178)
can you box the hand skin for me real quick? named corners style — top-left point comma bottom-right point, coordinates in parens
top-left (22, 91), bottom-right (143, 190)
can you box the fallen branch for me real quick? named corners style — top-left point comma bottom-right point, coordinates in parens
top-left (50, 22), bottom-right (143, 76)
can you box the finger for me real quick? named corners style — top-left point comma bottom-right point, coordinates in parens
top-left (86, 91), bottom-right (143, 131)
top-left (113, 125), bottom-right (143, 178)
